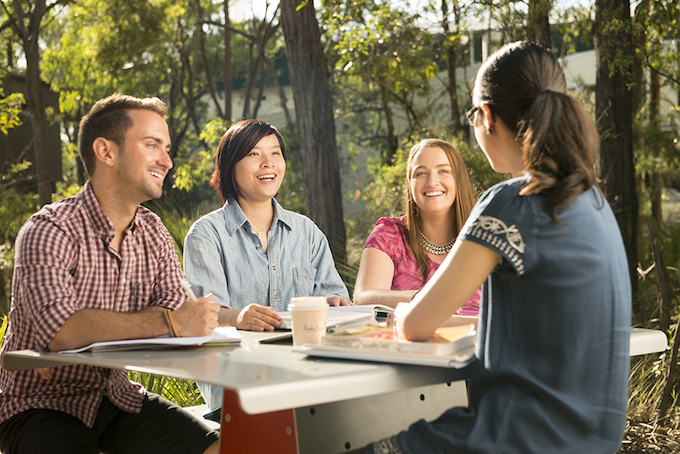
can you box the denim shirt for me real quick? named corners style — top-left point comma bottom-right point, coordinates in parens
top-left (183, 197), bottom-right (349, 313)
top-left (184, 198), bottom-right (349, 411)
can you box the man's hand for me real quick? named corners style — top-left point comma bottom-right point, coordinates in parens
top-left (236, 304), bottom-right (282, 332)
top-left (326, 296), bottom-right (353, 307)
top-left (172, 295), bottom-right (221, 337)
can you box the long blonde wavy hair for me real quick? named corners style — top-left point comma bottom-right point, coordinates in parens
top-left (402, 139), bottom-right (476, 285)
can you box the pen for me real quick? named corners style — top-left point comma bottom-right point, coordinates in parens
top-left (181, 279), bottom-right (198, 301)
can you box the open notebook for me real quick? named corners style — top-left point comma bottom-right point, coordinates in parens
top-left (59, 326), bottom-right (241, 354)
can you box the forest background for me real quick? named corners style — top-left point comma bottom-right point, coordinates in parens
top-left (0, 0), bottom-right (679, 450)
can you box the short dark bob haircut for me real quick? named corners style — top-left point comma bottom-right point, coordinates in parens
top-left (210, 119), bottom-right (286, 203)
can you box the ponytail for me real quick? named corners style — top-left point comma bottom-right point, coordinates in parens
top-left (474, 41), bottom-right (601, 223)
top-left (518, 90), bottom-right (600, 223)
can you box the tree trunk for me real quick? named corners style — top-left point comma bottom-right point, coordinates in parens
top-left (16, 0), bottom-right (52, 206)
top-left (594, 0), bottom-right (638, 291)
top-left (252, 60), bottom-right (266, 118)
top-left (242, 40), bottom-right (256, 119)
top-left (280, 0), bottom-right (347, 267)
top-left (631, 1), bottom-right (647, 114)
top-left (649, 70), bottom-right (662, 224)
top-left (528, 0), bottom-right (552, 50)
top-left (631, 3), bottom-right (646, 280)
top-left (195, 0), bottom-right (223, 119)
top-left (242, 18), bottom-right (278, 120)
top-left (380, 84), bottom-right (398, 163)
top-left (265, 58), bottom-right (295, 141)
top-left (223, 0), bottom-right (232, 121)
top-left (442, 0), bottom-right (462, 136)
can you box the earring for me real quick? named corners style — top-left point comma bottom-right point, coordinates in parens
top-left (485, 127), bottom-right (492, 136)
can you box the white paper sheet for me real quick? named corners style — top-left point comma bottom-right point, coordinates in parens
top-left (59, 326), bottom-right (241, 354)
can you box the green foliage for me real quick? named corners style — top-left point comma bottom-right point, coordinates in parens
top-left (553, 5), bottom-right (596, 57)
top-left (457, 142), bottom-right (508, 197)
top-left (627, 214), bottom-right (680, 427)
top-left (148, 194), bottom-right (210, 263)
top-left (325, 0), bottom-right (442, 160)
top-left (635, 220), bottom-right (680, 323)
top-left (172, 150), bottom-right (216, 193)
top-left (0, 91), bottom-right (24, 134)
top-left (362, 147), bottom-right (408, 220)
top-left (42, 0), bottom-right (168, 113)
top-left (276, 133), bottom-right (308, 215)
top-left (633, 0), bottom-right (680, 88)
top-left (172, 118), bottom-right (229, 192)
top-left (597, 5), bottom-right (635, 81)
top-left (128, 371), bottom-right (205, 407)
top-left (634, 112), bottom-right (680, 181)
top-left (0, 182), bottom-right (38, 245)
top-left (628, 346), bottom-right (672, 419)
top-left (0, 315), bottom-right (7, 350)
top-left (0, 164), bottom-right (40, 316)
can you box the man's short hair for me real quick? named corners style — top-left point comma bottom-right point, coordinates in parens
top-left (78, 93), bottom-right (168, 176)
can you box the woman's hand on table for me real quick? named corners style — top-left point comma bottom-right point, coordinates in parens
top-left (326, 296), bottom-right (353, 306)
top-left (236, 304), bottom-right (282, 331)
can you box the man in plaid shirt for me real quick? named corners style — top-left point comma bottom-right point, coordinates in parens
top-left (0, 94), bottom-right (221, 454)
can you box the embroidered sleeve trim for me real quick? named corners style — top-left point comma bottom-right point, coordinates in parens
top-left (371, 435), bottom-right (404, 454)
top-left (464, 215), bottom-right (526, 275)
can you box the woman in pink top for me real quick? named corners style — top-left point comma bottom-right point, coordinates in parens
top-left (354, 139), bottom-right (481, 319)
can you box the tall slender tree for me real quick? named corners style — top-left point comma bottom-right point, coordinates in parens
top-left (441, 0), bottom-right (463, 136)
top-left (223, 0), bottom-right (232, 120)
top-left (594, 0), bottom-right (638, 289)
top-left (280, 0), bottom-right (347, 266)
top-left (527, 0), bottom-right (552, 49)
top-left (1, 0), bottom-right (65, 206)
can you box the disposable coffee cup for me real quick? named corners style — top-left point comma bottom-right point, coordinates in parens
top-left (288, 297), bottom-right (328, 346)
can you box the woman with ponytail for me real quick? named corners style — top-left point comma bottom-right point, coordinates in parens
top-left (351, 41), bottom-right (631, 454)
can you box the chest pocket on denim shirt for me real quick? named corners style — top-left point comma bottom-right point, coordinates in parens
top-left (292, 267), bottom-right (317, 296)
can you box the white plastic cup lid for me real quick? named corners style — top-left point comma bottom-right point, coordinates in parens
top-left (287, 296), bottom-right (327, 310)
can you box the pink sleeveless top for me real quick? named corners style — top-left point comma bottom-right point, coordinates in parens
top-left (364, 216), bottom-right (480, 316)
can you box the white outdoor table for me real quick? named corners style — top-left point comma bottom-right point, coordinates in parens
top-left (1, 328), bottom-right (667, 453)
top-left (1, 331), bottom-right (473, 453)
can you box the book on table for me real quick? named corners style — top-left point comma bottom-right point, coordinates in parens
top-left (59, 326), bottom-right (242, 354)
top-left (341, 304), bottom-right (393, 323)
top-left (320, 324), bottom-right (475, 356)
top-left (293, 324), bottom-right (477, 368)
top-left (263, 305), bottom-right (394, 344)
top-left (276, 305), bottom-right (392, 330)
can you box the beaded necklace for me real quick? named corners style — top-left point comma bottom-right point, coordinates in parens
top-left (420, 231), bottom-right (455, 255)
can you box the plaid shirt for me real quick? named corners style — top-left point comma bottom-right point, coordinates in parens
top-left (0, 182), bottom-right (186, 428)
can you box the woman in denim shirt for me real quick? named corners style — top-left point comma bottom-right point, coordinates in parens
top-left (183, 119), bottom-right (350, 415)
